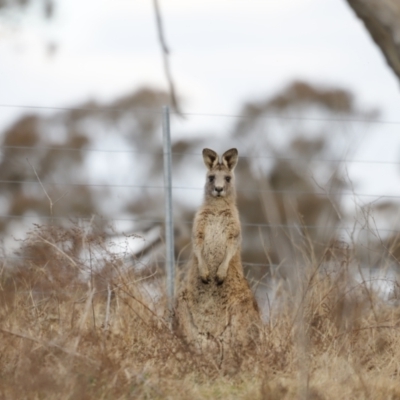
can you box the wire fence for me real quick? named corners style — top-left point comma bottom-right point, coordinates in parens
top-left (1, 179), bottom-right (400, 199)
top-left (1, 104), bottom-right (400, 301)
top-left (0, 253), bottom-right (271, 269)
top-left (1, 138), bottom-right (400, 228)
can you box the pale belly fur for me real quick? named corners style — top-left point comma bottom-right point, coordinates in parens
top-left (202, 217), bottom-right (229, 271)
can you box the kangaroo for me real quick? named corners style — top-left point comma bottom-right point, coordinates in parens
top-left (174, 148), bottom-right (263, 372)
top-left (194, 148), bottom-right (242, 284)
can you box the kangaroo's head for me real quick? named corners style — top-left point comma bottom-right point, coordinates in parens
top-left (202, 148), bottom-right (238, 201)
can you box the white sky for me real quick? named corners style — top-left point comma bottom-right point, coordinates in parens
top-left (1, 0), bottom-right (400, 218)
top-left (1, 0), bottom-right (399, 115)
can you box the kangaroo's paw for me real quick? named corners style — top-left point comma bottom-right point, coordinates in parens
top-left (215, 270), bottom-right (227, 285)
top-left (199, 268), bottom-right (211, 284)
top-left (197, 260), bottom-right (210, 284)
top-left (216, 260), bottom-right (230, 285)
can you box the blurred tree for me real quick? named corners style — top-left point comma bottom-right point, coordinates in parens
top-left (0, 87), bottom-right (168, 238)
top-left (231, 81), bottom-right (378, 278)
top-left (346, 0), bottom-right (400, 82)
top-left (0, 0), bottom-right (56, 55)
top-left (0, 82), bottom-right (381, 280)
top-left (0, 0), bottom-right (54, 19)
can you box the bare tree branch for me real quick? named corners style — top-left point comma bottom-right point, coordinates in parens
top-left (152, 0), bottom-right (183, 116)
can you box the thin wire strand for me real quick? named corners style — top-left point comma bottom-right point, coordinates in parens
top-left (1, 145), bottom-right (399, 166)
top-left (0, 254), bottom-right (272, 268)
top-left (1, 179), bottom-right (400, 199)
top-left (0, 214), bottom-right (399, 233)
top-left (0, 103), bottom-right (399, 124)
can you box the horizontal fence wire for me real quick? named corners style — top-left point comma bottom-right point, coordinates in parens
top-left (1, 106), bottom-right (399, 302)
top-left (1, 103), bottom-right (400, 124)
top-left (1, 145), bottom-right (400, 166)
top-left (0, 254), bottom-right (271, 269)
top-left (1, 108), bottom-right (400, 259)
top-left (0, 214), bottom-right (399, 233)
top-left (1, 179), bottom-right (400, 199)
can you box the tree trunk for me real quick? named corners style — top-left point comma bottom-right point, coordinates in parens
top-left (346, 0), bottom-right (400, 82)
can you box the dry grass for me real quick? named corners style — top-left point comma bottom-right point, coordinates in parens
top-left (1, 224), bottom-right (400, 399)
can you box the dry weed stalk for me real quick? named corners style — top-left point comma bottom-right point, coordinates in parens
top-left (0, 223), bottom-right (400, 398)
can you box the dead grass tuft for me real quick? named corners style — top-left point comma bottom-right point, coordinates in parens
top-left (1, 224), bottom-right (400, 398)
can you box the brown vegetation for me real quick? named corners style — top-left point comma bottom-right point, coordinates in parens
top-left (1, 223), bottom-right (400, 399)
top-left (0, 81), bottom-right (397, 399)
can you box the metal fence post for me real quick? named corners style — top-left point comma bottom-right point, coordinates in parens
top-left (162, 105), bottom-right (175, 314)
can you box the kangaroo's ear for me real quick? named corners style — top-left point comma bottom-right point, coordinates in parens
top-left (202, 148), bottom-right (219, 170)
top-left (222, 148), bottom-right (238, 171)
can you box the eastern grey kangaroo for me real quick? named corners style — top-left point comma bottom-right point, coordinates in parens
top-left (174, 148), bottom-right (263, 371)
top-left (193, 148), bottom-right (242, 284)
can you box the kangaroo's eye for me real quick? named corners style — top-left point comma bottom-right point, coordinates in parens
top-left (208, 175), bottom-right (215, 183)
top-left (225, 176), bottom-right (231, 183)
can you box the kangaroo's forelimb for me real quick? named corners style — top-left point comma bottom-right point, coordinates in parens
top-left (216, 232), bottom-right (240, 284)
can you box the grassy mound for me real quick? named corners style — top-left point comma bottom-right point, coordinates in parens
top-left (1, 224), bottom-right (400, 399)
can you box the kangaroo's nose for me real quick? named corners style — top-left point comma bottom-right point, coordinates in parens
top-left (215, 187), bottom-right (223, 193)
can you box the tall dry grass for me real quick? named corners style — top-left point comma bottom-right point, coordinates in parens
top-left (1, 223), bottom-right (400, 399)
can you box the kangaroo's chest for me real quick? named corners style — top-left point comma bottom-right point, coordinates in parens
top-left (203, 210), bottom-right (234, 237)
top-left (201, 210), bottom-right (238, 255)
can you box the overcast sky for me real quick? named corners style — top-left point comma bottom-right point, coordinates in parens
top-left (1, 0), bottom-right (400, 211)
top-left (1, 0), bottom-right (399, 115)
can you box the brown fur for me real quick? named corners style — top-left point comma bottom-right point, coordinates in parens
top-left (174, 148), bottom-right (263, 372)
